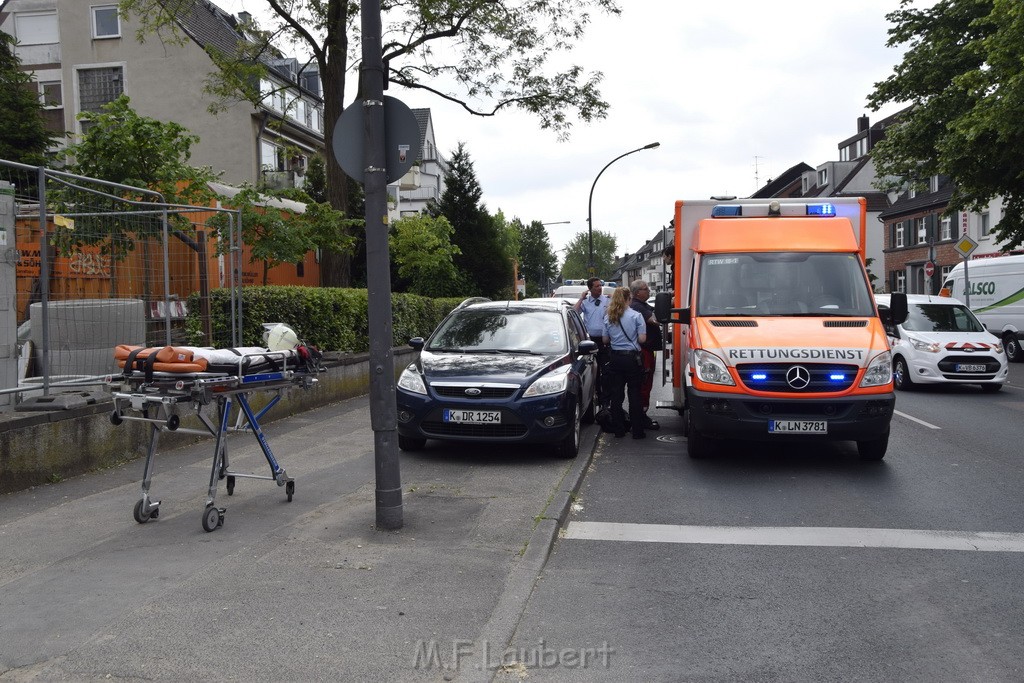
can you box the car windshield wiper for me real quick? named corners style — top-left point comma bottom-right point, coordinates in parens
top-left (493, 348), bottom-right (543, 355)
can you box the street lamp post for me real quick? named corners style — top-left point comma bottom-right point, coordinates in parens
top-left (587, 142), bottom-right (660, 276)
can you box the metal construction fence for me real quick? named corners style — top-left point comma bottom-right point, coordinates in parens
top-left (0, 159), bottom-right (244, 407)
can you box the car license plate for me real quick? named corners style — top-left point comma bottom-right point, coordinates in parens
top-left (955, 363), bottom-right (986, 373)
top-left (769, 420), bottom-right (828, 434)
top-left (443, 409), bottom-right (501, 424)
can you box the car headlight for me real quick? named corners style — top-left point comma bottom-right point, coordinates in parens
top-left (861, 350), bottom-right (893, 387)
top-left (523, 364), bottom-right (570, 397)
top-left (993, 341), bottom-right (1004, 354)
top-left (907, 335), bottom-right (940, 353)
top-left (397, 364), bottom-right (427, 395)
top-left (690, 349), bottom-right (735, 386)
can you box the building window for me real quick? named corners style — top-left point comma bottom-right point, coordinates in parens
top-left (14, 11), bottom-right (59, 45)
top-left (940, 215), bottom-right (952, 241)
top-left (92, 6), bottom-right (121, 39)
top-left (895, 221), bottom-right (905, 248)
top-left (909, 185), bottom-right (916, 199)
top-left (37, 80), bottom-right (64, 134)
top-left (941, 265), bottom-right (952, 281)
top-left (840, 147), bottom-right (849, 162)
top-left (916, 217), bottom-right (927, 245)
top-left (980, 211), bottom-right (991, 236)
top-left (77, 66), bottom-right (123, 132)
top-left (856, 138), bottom-right (868, 157)
top-left (818, 168), bottom-right (828, 186)
top-left (895, 272), bottom-right (905, 293)
top-left (930, 175), bottom-right (939, 193)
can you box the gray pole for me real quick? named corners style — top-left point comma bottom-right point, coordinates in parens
top-left (586, 142), bottom-right (660, 276)
top-left (362, 0), bottom-right (403, 529)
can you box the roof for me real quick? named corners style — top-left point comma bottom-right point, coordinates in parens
top-left (878, 182), bottom-right (955, 220)
top-left (751, 162), bottom-right (814, 198)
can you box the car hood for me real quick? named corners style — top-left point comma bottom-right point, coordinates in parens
top-left (418, 350), bottom-right (564, 383)
top-left (895, 329), bottom-right (1001, 352)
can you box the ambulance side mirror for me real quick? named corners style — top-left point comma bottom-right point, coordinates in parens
top-left (654, 291), bottom-right (690, 325)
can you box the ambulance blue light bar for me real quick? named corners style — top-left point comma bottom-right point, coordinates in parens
top-left (711, 202), bottom-right (838, 218)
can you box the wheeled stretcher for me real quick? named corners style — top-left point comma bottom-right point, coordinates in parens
top-left (108, 344), bottom-right (321, 532)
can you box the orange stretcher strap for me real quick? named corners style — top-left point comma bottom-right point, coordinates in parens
top-left (114, 345), bottom-right (209, 376)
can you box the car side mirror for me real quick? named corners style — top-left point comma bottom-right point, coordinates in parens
top-left (578, 339), bottom-right (598, 355)
top-left (887, 292), bottom-right (909, 325)
top-left (408, 337), bottom-right (425, 350)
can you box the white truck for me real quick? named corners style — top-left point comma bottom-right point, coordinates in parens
top-left (939, 254), bottom-right (1024, 362)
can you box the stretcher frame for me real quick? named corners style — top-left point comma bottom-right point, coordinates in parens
top-left (109, 351), bottom-right (317, 532)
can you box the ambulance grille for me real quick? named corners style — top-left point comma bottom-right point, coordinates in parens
top-left (736, 363), bottom-right (859, 392)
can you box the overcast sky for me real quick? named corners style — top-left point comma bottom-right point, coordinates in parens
top-left (216, 0), bottom-right (917, 260)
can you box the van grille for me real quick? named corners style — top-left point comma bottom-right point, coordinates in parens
top-left (823, 320), bottom-right (868, 328)
top-left (710, 320), bottom-right (758, 327)
top-left (735, 363), bottom-right (859, 392)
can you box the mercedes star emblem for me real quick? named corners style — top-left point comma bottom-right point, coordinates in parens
top-left (786, 365), bottom-right (811, 389)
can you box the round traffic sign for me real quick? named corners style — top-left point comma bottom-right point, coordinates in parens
top-left (924, 261), bottom-right (935, 277)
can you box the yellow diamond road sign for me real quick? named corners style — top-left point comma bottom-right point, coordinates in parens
top-left (954, 235), bottom-right (979, 258)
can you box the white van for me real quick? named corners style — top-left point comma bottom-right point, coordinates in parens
top-left (940, 254), bottom-right (1024, 362)
top-left (876, 294), bottom-right (1008, 392)
top-left (550, 284), bottom-right (617, 302)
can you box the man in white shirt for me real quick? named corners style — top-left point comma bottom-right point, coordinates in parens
top-left (574, 277), bottom-right (612, 409)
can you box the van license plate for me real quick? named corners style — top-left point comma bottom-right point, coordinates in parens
top-left (444, 409), bottom-right (501, 423)
top-left (770, 420), bottom-right (827, 434)
top-left (955, 363), bottom-right (986, 372)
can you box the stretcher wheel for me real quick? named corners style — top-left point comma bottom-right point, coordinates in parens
top-left (109, 411), bottom-right (122, 426)
top-left (226, 476), bottom-right (235, 496)
top-left (202, 505), bottom-right (223, 532)
top-left (285, 480), bottom-right (294, 502)
top-left (133, 499), bottom-right (152, 524)
top-left (166, 414), bottom-right (180, 431)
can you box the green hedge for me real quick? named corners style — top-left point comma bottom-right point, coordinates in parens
top-left (186, 286), bottom-right (463, 352)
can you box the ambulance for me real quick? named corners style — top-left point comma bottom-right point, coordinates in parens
top-left (654, 198), bottom-right (907, 461)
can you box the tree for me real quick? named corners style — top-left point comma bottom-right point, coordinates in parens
top-left (389, 214), bottom-right (464, 296)
top-left (868, 0), bottom-right (1024, 248)
top-left (436, 143), bottom-right (514, 297)
top-left (120, 0), bottom-right (619, 286)
top-left (208, 185), bottom-right (357, 285)
top-left (518, 220), bottom-right (559, 297)
top-left (0, 32), bottom-right (61, 165)
top-left (561, 230), bottom-right (618, 280)
top-left (53, 95), bottom-right (221, 259)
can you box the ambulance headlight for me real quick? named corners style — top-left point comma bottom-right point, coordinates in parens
top-left (690, 349), bottom-right (735, 386)
top-left (861, 351), bottom-right (893, 388)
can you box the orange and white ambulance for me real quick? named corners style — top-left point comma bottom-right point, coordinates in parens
top-left (654, 198), bottom-right (907, 460)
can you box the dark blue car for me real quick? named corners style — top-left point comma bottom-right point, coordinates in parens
top-left (396, 299), bottom-right (599, 458)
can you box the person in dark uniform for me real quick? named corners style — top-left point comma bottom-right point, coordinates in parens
top-left (602, 287), bottom-right (647, 439)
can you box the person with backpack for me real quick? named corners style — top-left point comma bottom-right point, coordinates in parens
top-left (602, 287), bottom-right (647, 439)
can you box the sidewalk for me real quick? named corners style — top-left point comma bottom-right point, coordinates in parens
top-left (0, 392), bottom-right (599, 682)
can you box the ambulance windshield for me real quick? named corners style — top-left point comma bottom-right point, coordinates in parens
top-left (696, 252), bottom-right (875, 317)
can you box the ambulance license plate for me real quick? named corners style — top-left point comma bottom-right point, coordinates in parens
top-left (769, 420), bottom-right (828, 434)
top-left (444, 409), bottom-right (501, 423)
top-left (955, 363), bottom-right (986, 373)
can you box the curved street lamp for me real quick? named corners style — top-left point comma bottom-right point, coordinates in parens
top-left (587, 142), bottom-right (660, 275)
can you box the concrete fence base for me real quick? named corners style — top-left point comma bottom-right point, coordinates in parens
top-left (0, 347), bottom-right (415, 495)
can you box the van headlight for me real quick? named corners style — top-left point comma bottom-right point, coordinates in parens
top-left (861, 351), bottom-right (893, 388)
top-left (690, 349), bottom-right (735, 386)
top-left (397, 364), bottom-right (427, 395)
top-left (907, 335), bottom-right (940, 353)
top-left (524, 364), bottom-right (570, 397)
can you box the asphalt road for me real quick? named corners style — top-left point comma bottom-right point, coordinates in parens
top-left (498, 366), bottom-right (1024, 682)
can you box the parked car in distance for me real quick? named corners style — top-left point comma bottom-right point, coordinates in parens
top-left (876, 294), bottom-right (1008, 392)
top-left (396, 299), bottom-right (599, 457)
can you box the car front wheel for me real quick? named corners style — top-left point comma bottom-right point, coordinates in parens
top-left (893, 356), bottom-right (915, 391)
top-left (554, 399), bottom-right (581, 459)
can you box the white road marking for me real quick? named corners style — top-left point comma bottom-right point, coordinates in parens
top-left (563, 521), bottom-right (1024, 552)
top-left (893, 409), bottom-right (941, 429)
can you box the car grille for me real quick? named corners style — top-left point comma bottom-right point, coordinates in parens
top-left (937, 354), bottom-right (1000, 379)
top-left (432, 385), bottom-right (518, 399)
top-left (735, 363), bottom-right (859, 392)
top-left (421, 421), bottom-right (529, 438)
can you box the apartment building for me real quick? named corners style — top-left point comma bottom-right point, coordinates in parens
top-left (0, 0), bottom-right (324, 189)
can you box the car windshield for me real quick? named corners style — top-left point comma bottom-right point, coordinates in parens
top-left (902, 303), bottom-right (986, 333)
top-left (696, 252), bottom-right (876, 316)
top-left (427, 308), bottom-right (567, 354)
